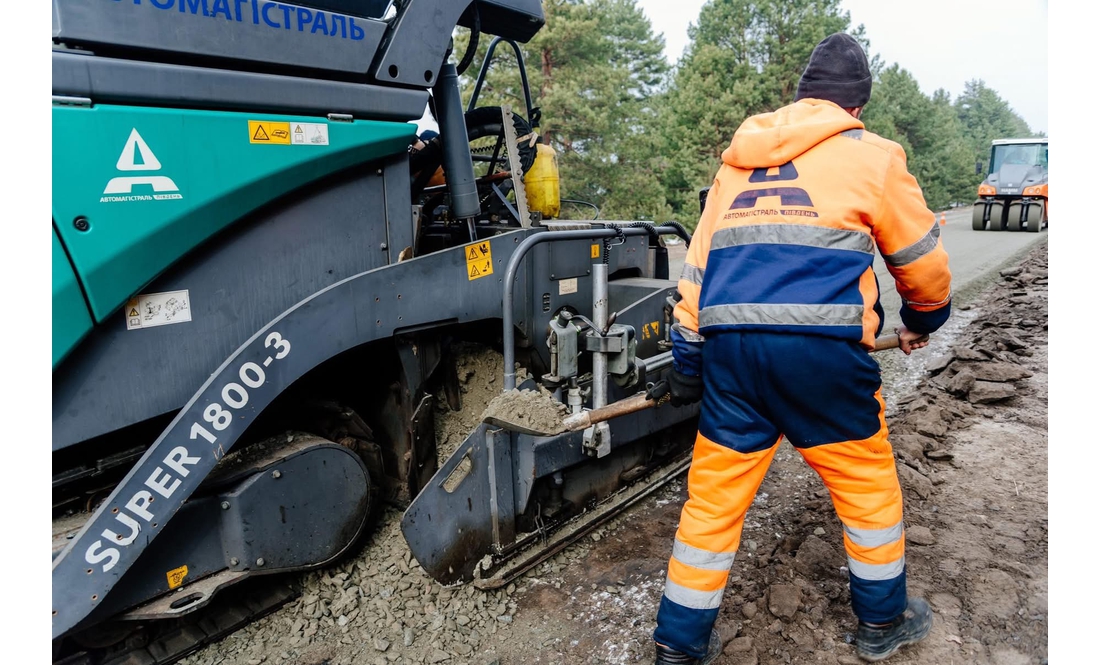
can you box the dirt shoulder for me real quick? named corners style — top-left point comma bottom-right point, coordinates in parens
top-left (491, 241), bottom-right (1048, 665)
top-left (182, 243), bottom-right (1048, 665)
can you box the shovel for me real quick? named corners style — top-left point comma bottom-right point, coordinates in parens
top-left (484, 332), bottom-right (927, 436)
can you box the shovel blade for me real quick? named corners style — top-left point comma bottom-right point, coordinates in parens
top-left (482, 415), bottom-right (559, 437)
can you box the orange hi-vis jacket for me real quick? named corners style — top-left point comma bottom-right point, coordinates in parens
top-left (672, 99), bottom-right (952, 376)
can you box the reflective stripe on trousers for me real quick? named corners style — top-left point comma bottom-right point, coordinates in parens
top-left (653, 333), bottom-right (908, 658)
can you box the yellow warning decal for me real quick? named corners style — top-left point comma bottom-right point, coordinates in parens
top-left (465, 241), bottom-right (493, 281)
top-left (641, 321), bottom-right (660, 340)
top-left (129, 307), bottom-right (139, 317)
top-left (591, 243), bottom-right (601, 259)
top-left (249, 121), bottom-right (291, 144)
top-left (166, 565), bottom-right (188, 590)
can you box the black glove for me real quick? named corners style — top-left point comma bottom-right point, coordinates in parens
top-left (669, 370), bottom-right (703, 407)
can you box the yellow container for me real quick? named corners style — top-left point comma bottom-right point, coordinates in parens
top-left (524, 143), bottom-right (561, 219)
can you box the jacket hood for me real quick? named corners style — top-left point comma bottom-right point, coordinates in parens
top-left (722, 99), bottom-right (864, 169)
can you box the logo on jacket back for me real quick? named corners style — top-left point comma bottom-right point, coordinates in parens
top-left (100, 129), bottom-right (183, 203)
top-left (726, 161), bottom-right (818, 219)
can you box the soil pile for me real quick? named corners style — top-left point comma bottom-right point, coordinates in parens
top-left (481, 388), bottom-right (569, 435)
top-left (433, 343), bottom-right (508, 461)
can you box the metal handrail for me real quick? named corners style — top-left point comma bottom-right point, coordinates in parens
top-left (502, 225), bottom-right (685, 390)
top-left (467, 37), bottom-right (536, 125)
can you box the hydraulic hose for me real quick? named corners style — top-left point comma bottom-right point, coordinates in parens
top-left (659, 221), bottom-right (692, 248)
top-left (630, 221), bottom-right (669, 280)
top-left (455, 5), bottom-right (480, 76)
top-left (561, 199), bottom-right (601, 219)
top-left (627, 221), bottom-right (661, 242)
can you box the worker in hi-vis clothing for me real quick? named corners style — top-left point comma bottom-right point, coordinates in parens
top-left (652, 33), bottom-right (951, 665)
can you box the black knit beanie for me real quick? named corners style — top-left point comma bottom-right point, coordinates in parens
top-left (795, 33), bottom-right (872, 109)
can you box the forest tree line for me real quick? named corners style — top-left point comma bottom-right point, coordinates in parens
top-left (453, 0), bottom-right (1043, 227)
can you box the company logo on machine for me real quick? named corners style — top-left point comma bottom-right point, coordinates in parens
top-left (100, 129), bottom-right (183, 203)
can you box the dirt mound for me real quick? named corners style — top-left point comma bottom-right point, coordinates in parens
top-left (434, 343), bottom-right (550, 459)
top-left (481, 388), bottom-right (569, 435)
top-left (433, 342), bottom-right (508, 462)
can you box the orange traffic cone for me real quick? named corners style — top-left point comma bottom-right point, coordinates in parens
top-left (939, 213), bottom-right (947, 226)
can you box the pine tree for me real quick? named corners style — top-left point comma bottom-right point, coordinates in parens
top-left (656, 0), bottom-right (859, 226)
top-left (454, 0), bottom-right (671, 221)
top-left (449, 2), bottom-right (1040, 225)
top-left (860, 66), bottom-right (975, 210)
top-left (955, 79), bottom-right (1037, 191)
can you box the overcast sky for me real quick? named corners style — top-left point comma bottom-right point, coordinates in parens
top-left (635, 0), bottom-right (1048, 134)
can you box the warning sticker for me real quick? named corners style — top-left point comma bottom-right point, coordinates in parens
top-left (125, 289), bottom-right (192, 331)
top-left (465, 242), bottom-right (493, 281)
top-left (291, 123), bottom-right (330, 145)
top-left (558, 278), bottom-right (578, 295)
top-left (166, 565), bottom-right (188, 590)
top-left (249, 120), bottom-right (291, 144)
top-left (591, 243), bottom-right (601, 259)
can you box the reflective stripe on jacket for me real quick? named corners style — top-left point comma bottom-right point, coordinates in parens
top-left (672, 99), bottom-right (951, 374)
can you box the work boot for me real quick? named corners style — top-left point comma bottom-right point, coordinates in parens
top-left (654, 628), bottom-right (721, 665)
top-left (855, 597), bottom-right (933, 662)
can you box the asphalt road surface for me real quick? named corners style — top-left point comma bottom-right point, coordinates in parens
top-left (666, 206), bottom-right (1047, 329)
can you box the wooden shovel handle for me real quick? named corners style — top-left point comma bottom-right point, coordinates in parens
top-left (562, 392), bottom-right (657, 431)
top-left (561, 333), bottom-right (930, 432)
top-left (873, 332), bottom-right (929, 352)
